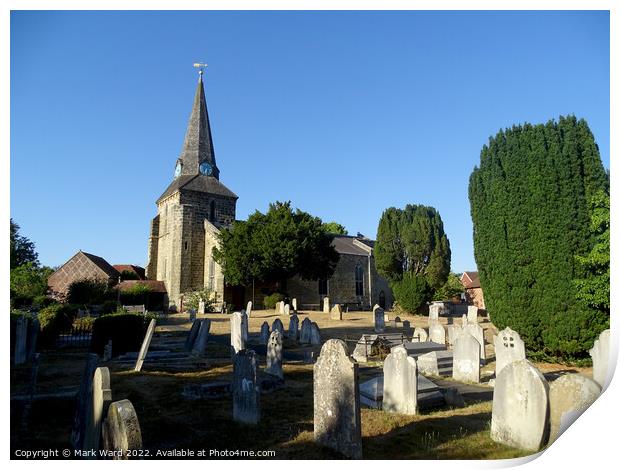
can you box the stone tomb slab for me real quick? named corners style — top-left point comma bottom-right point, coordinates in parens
top-left (359, 375), bottom-right (444, 410)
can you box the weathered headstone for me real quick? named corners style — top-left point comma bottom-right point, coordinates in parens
top-left (272, 318), bottom-right (284, 337)
top-left (382, 345), bottom-right (418, 415)
top-left (71, 353), bottom-right (99, 451)
top-left (102, 399), bottom-right (142, 459)
top-left (265, 330), bottom-right (283, 379)
top-left (447, 324), bottom-right (463, 347)
top-left (292, 298), bottom-right (297, 312)
top-left (84, 367), bottom-right (112, 454)
top-left (231, 312), bottom-right (246, 355)
top-left (330, 304), bottom-right (343, 320)
top-left (429, 302), bottom-right (442, 322)
top-left (374, 306), bottom-right (385, 333)
top-left (232, 349), bottom-right (260, 425)
top-left (284, 304), bottom-right (291, 316)
top-left (184, 319), bottom-right (202, 351)
top-left (299, 317), bottom-right (312, 343)
top-left (467, 305), bottom-right (478, 323)
top-left (494, 327), bottom-right (526, 377)
top-left (323, 297), bottom-right (330, 313)
top-left (402, 320), bottom-right (412, 335)
top-left (549, 374), bottom-right (601, 443)
top-left (134, 319), bottom-right (156, 372)
top-left (191, 319), bottom-right (211, 356)
top-left (461, 314), bottom-right (467, 326)
top-left (246, 301), bottom-right (252, 317)
top-left (241, 312), bottom-right (249, 343)
top-left (412, 327), bottom-right (428, 342)
top-left (452, 332), bottom-right (480, 383)
top-left (464, 322), bottom-right (486, 360)
top-left (279, 301), bottom-right (286, 315)
top-left (491, 359), bottom-right (549, 451)
top-left (26, 318), bottom-right (40, 362)
top-left (103, 341), bottom-right (113, 362)
top-left (428, 322), bottom-right (446, 345)
top-left (14, 316), bottom-right (28, 365)
top-left (288, 314), bottom-right (299, 341)
top-left (260, 322), bottom-right (270, 345)
top-left (310, 322), bottom-right (322, 345)
top-left (589, 329), bottom-right (610, 388)
top-left (314, 339), bottom-right (362, 459)
top-left (198, 299), bottom-right (206, 315)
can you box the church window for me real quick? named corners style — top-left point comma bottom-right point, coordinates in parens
top-left (209, 200), bottom-right (216, 222)
top-left (318, 278), bottom-right (328, 296)
top-left (355, 264), bottom-right (364, 296)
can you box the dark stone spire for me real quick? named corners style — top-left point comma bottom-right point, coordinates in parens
top-left (176, 74), bottom-right (219, 179)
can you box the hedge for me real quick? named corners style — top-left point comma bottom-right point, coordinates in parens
top-left (91, 313), bottom-right (149, 356)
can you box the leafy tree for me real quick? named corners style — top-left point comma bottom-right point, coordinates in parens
top-left (10, 263), bottom-right (53, 300)
top-left (66, 278), bottom-right (112, 305)
top-left (322, 221), bottom-right (348, 235)
top-left (433, 272), bottom-right (465, 301)
top-left (213, 201), bottom-right (339, 286)
top-left (119, 269), bottom-right (140, 280)
top-left (391, 273), bottom-right (431, 313)
top-left (184, 288), bottom-right (216, 312)
top-left (469, 116), bottom-right (609, 357)
top-left (574, 190), bottom-right (609, 314)
top-left (10, 219), bottom-right (39, 269)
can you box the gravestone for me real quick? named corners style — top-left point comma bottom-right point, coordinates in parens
top-left (134, 319), bottom-right (156, 372)
top-left (589, 329), bottom-right (610, 388)
top-left (103, 341), bottom-right (113, 362)
top-left (447, 324), bottom-right (463, 347)
top-left (299, 318), bottom-right (312, 344)
top-left (284, 304), bottom-right (291, 316)
top-left (467, 305), bottom-right (478, 323)
top-left (14, 316), bottom-right (28, 365)
top-left (392, 316), bottom-right (401, 328)
top-left (272, 318), bottom-right (284, 337)
top-left (265, 330), bottom-right (283, 379)
top-left (189, 309), bottom-right (197, 322)
top-left (494, 327), bottom-right (526, 377)
top-left (84, 367), bottom-right (112, 454)
top-left (26, 318), bottom-right (40, 362)
top-left (464, 322), bottom-right (486, 360)
top-left (71, 353), bottom-right (99, 450)
top-left (461, 314), bottom-right (467, 326)
top-left (292, 298), bottom-right (297, 312)
top-left (382, 345), bottom-right (418, 415)
top-left (374, 306), bottom-right (385, 333)
top-left (330, 304), bottom-right (343, 320)
top-left (231, 312), bottom-right (246, 355)
top-left (246, 301), bottom-right (252, 318)
top-left (198, 300), bottom-right (205, 315)
top-left (323, 297), bottom-right (330, 313)
top-left (428, 322), bottom-right (446, 345)
top-left (191, 319), bottom-right (211, 356)
top-left (491, 359), bottom-right (549, 451)
top-left (260, 322), bottom-right (270, 345)
top-left (412, 327), bottom-right (428, 342)
top-left (429, 302), bottom-right (443, 322)
top-left (279, 301), bottom-right (286, 315)
top-left (241, 312), bottom-right (249, 343)
top-left (549, 374), bottom-right (601, 443)
top-left (185, 320), bottom-right (202, 351)
top-left (232, 349), bottom-right (260, 425)
top-left (314, 339), bottom-right (362, 459)
top-left (417, 350), bottom-right (454, 377)
top-left (310, 322), bottom-right (322, 345)
top-left (452, 332), bottom-right (480, 383)
top-left (402, 320), bottom-right (412, 335)
top-left (102, 399), bottom-right (142, 459)
top-left (288, 314), bottom-right (299, 341)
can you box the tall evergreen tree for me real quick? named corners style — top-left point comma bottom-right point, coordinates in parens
top-left (469, 116), bottom-right (609, 357)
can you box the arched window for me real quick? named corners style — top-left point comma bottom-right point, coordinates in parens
top-left (209, 200), bottom-right (216, 222)
top-left (355, 264), bottom-right (364, 296)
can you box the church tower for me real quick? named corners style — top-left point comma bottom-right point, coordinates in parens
top-left (146, 70), bottom-right (237, 310)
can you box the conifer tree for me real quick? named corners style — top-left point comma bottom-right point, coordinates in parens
top-left (469, 116), bottom-right (609, 357)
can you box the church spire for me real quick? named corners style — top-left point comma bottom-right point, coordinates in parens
top-left (176, 66), bottom-right (219, 180)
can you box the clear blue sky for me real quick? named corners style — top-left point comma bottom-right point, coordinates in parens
top-left (10, 10), bottom-right (610, 273)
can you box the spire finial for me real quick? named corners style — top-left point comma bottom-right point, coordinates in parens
top-left (193, 62), bottom-right (208, 81)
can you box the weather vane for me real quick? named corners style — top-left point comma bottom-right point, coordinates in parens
top-left (193, 62), bottom-right (208, 78)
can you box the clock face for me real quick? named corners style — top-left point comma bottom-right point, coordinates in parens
top-left (174, 161), bottom-right (182, 177)
top-left (199, 161), bottom-right (213, 176)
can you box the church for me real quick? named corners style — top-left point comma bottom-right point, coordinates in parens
top-left (146, 70), bottom-right (393, 312)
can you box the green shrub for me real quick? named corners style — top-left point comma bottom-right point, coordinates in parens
top-left (119, 269), bottom-right (140, 280)
top-left (67, 278), bottom-right (112, 305)
top-left (391, 273), bottom-right (432, 314)
top-left (38, 304), bottom-right (77, 347)
top-left (101, 300), bottom-right (120, 315)
top-left (183, 288), bottom-right (216, 312)
top-left (32, 295), bottom-right (58, 310)
top-left (91, 313), bottom-right (149, 356)
top-left (73, 316), bottom-right (96, 330)
top-left (263, 292), bottom-right (284, 310)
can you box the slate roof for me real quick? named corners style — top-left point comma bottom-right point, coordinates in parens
top-left (331, 235), bottom-right (373, 256)
top-left (156, 174), bottom-right (237, 203)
